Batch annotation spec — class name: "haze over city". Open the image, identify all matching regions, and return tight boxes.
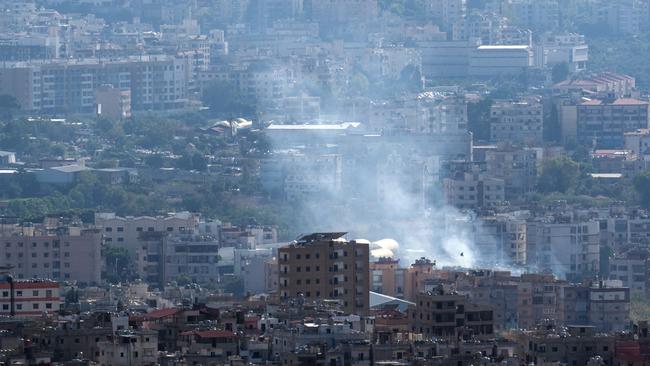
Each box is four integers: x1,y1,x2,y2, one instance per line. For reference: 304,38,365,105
1,0,650,365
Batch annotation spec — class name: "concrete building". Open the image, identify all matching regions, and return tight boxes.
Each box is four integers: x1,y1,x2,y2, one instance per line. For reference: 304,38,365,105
0,55,189,113
535,33,589,73
410,289,495,340
589,280,631,332
278,233,370,315
577,98,650,148
625,128,650,157
442,171,505,210
490,97,543,144
0,228,102,285
281,94,320,122
370,257,406,299
0,280,62,317
95,84,131,120
510,325,615,365
468,45,533,77
34,164,91,185
553,72,636,98
137,233,221,287
178,330,239,365
96,330,158,366
485,146,538,201
260,151,342,201
608,249,649,297
94,212,199,256
526,218,600,282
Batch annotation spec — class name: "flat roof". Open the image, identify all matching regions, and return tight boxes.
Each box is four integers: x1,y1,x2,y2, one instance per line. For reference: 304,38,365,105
476,45,530,50
267,122,360,130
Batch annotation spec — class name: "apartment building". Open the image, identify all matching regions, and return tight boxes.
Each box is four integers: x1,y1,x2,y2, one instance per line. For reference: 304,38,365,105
485,146,538,201
0,280,62,317
442,172,505,210
516,274,565,330
96,330,158,366
526,218,600,282
577,98,650,148
589,280,631,332
137,233,221,287
0,228,102,285
490,97,543,144
94,212,199,255
278,233,370,315
370,257,406,299
0,55,189,113
479,213,528,265
260,152,342,202
609,249,650,297
410,289,495,340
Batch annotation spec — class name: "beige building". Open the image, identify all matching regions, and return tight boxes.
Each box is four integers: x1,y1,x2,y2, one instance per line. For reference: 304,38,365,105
94,212,199,255
0,228,102,285
278,233,370,315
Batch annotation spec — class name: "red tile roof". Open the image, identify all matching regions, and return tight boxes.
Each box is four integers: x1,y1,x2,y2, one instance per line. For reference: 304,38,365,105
0,281,59,289
143,308,180,320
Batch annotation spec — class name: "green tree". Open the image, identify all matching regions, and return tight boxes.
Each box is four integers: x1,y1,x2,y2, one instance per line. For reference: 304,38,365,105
467,97,494,142
348,73,370,96
538,156,581,194
634,170,650,209
0,94,20,119
202,81,257,118
551,62,570,84
103,246,135,284
145,154,165,168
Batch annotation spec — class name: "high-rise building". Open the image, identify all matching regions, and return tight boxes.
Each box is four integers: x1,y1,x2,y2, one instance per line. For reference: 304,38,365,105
278,233,370,314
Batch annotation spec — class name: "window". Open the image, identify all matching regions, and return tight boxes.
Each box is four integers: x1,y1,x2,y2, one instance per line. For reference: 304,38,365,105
32,290,39,296
117,227,124,232
1,291,7,297
46,303,52,309
32,303,39,310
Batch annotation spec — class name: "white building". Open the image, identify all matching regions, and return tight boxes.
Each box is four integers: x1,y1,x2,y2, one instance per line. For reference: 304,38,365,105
469,45,533,77
535,33,588,73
